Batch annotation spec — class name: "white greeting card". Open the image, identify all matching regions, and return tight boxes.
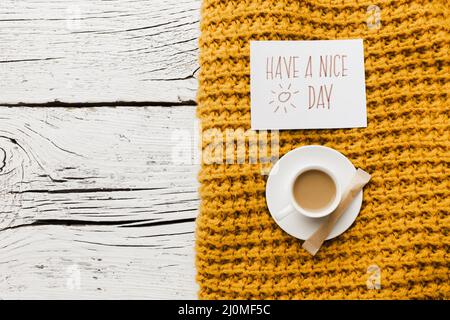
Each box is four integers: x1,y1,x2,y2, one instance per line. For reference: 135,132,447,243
250,40,367,130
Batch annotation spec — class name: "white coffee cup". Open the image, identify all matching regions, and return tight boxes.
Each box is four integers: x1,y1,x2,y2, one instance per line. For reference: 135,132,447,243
274,164,341,221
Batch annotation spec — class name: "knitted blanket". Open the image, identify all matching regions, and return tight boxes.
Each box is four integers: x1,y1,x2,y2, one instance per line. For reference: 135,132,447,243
196,0,449,299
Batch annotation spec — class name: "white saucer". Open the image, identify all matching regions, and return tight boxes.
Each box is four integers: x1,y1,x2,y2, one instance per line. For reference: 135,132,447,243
266,145,363,240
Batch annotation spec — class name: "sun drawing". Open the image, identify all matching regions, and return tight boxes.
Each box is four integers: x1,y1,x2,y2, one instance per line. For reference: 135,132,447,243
269,83,299,113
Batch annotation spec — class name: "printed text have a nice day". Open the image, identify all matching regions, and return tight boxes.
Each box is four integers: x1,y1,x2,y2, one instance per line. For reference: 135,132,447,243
266,55,348,109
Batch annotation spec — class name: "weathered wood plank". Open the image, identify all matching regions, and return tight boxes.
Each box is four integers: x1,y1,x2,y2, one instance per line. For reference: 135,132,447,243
0,106,200,228
0,0,200,104
0,106,200,298
0,223,197,299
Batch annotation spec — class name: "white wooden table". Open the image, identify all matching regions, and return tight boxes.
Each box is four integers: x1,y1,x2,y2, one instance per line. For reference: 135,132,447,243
0,0,200,299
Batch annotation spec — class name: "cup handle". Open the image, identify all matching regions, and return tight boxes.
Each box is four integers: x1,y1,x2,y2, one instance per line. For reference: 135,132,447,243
274,203,294,221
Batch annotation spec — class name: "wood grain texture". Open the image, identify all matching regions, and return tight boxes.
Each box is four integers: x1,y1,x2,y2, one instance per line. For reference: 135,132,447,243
0,106,200,299
0,223,197,299
0,0,200,104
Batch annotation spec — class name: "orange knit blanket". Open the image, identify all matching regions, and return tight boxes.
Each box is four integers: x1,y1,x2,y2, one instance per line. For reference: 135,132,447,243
196,0,449,299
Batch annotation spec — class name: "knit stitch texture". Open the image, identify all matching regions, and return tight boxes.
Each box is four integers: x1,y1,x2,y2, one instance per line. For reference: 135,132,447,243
196,0,449,299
